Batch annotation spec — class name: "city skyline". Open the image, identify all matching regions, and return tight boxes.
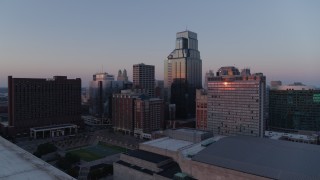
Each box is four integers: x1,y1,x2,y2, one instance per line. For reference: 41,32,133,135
1,1,320,87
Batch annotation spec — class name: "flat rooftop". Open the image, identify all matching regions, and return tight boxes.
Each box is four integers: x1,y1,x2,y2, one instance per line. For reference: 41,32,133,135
265,131,318,141
0,136,75,180
173,128,207,135
125,149,171,164
181,135,226,158
31,124,77,131
142,137,194,152
193,136,320,180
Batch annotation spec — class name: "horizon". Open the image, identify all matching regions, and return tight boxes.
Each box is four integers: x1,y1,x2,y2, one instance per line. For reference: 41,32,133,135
1,1,320,87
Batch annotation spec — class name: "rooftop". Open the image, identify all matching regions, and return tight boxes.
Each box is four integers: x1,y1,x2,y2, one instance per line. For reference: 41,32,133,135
30,124,77,131
265,131,318,141
173,128,207,135
142,137,193,152
125,149,171,164
192,136,320,180
0,136,75,180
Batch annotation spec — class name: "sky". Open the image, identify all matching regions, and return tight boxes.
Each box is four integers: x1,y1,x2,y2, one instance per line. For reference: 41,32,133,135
0,0,319,87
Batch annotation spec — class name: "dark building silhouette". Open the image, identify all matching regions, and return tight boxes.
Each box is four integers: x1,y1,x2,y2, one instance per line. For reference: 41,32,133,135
7,76,82,137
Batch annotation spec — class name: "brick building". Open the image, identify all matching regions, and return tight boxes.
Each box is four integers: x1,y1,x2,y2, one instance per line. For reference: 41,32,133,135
6,76,82,137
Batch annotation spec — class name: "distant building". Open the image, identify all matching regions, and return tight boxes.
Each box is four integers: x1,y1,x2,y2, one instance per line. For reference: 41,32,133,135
133,63,155,97
6,76,82,137
154,80,164,99
269,83,320,132
270,80,282,88
112,90,140,134
207,67,267,137
164,30,202,119
134,97,164,139
117,69,129,82
204,70,214,90
196,89,208,131
89,72,124,117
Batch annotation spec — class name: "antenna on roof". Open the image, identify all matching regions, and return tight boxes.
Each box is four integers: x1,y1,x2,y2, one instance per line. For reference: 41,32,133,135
186,25,188,31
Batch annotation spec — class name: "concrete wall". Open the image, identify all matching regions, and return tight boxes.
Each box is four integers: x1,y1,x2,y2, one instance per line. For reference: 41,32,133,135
120,154,161,172
176,156,271,180
139,143,179,162
113,162,153,180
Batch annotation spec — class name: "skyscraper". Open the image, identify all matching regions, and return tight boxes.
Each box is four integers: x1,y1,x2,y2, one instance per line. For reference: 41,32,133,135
207,67,266,137
89,72,123,117
133,63,155,97
164,30,202,118
117,69,129,82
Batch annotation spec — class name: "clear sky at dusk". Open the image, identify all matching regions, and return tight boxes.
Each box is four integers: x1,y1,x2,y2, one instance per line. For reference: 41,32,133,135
0,0,319,87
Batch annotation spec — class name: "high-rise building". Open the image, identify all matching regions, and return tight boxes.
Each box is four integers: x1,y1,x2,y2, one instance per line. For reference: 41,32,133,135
112,90,140,134
89,72,124,117
204,70,214,90
155,80,164,99
133,63,155,97
7,76,82,137
196,89,208,131
207,67,266,137
269,83,320,132
117,69,129,82
164,30,202,118
134,97,163,138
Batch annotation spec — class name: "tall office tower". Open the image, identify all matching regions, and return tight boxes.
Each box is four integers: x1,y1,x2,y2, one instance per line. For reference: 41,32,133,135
204,70,215,90
164,30,202,118
196,89,208,131
7,76,82,137
133,63,155,97
89,72,123,117
117,69,129,82
207,67,266,137
269,83,320,132
134,97,163,138
112,90,140,134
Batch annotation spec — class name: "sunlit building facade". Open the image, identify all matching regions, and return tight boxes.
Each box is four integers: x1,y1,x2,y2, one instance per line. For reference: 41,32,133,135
207,67,266,137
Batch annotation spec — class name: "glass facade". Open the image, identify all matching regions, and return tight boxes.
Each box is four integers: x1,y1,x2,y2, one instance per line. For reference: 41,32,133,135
269,90,320,132
164,31,202,118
